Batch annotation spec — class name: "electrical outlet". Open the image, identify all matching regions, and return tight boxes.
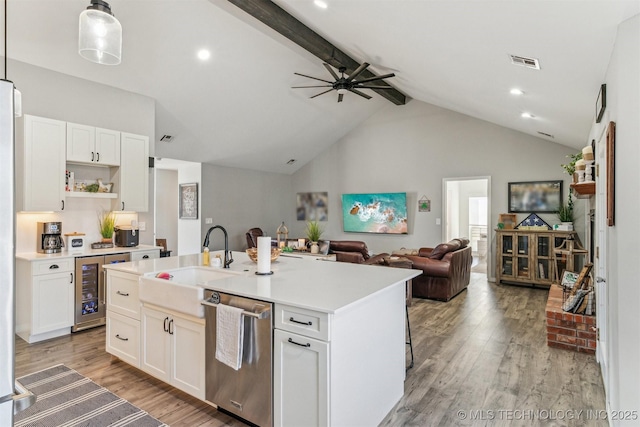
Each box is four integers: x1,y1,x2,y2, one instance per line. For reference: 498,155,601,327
205,218,213,224
138,222,146,231
436,218,441,225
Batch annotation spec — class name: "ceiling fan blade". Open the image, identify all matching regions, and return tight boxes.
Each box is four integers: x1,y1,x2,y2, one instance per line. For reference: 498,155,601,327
292,85,333,88
294,72,334,84
310,88,335,99
323,63,340,80
338,93,344,103
349,88,372,100
353,85,394,89
353,73,396,84
346,62,370,82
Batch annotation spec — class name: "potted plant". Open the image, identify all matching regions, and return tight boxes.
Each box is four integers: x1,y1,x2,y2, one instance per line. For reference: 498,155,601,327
98,210,116,243
561,152,583,183
305,220,323,254
556,191,574,230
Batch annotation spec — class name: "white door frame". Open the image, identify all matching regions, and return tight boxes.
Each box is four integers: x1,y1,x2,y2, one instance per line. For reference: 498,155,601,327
442,176,492,274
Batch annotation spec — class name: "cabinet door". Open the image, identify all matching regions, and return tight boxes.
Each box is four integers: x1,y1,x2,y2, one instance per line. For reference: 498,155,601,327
95,128,120,166
20,115,66,211
515,234,531,279
106,311,140,367
498,233,515,279
535,235,552,283
140,306,171,381
116,132,149,212
273,329,328,427
107,270,140,319
130,249,160,261
32,271,74,334
66,122,95,164
171,316,205,399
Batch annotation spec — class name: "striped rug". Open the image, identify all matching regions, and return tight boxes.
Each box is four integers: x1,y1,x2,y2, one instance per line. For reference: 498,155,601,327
15,365,167,427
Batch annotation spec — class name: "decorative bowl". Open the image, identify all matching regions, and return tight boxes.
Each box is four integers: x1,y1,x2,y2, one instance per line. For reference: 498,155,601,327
246,247,281,262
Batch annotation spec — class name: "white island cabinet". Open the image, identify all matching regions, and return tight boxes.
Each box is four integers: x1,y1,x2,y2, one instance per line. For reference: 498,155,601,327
103,252,419,426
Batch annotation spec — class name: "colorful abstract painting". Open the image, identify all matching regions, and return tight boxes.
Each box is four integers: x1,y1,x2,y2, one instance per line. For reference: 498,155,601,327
341,193,408,234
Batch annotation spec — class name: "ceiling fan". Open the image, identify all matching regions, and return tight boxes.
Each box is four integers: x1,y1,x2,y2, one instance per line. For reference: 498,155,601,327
292,62,395,102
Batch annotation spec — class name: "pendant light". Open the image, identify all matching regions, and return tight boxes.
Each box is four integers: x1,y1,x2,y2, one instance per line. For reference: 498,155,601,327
78,0,122,65
3,0,21,116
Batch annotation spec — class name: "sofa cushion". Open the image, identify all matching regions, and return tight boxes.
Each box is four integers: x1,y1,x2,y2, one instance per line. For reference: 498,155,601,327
428,240,462,260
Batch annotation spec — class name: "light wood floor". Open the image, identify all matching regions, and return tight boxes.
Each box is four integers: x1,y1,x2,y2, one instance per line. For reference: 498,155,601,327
16,273,606,426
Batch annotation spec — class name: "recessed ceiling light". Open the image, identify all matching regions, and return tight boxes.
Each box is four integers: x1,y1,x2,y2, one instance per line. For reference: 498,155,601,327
521,112,534,119
510,88,524,95
314,0,328,9
197,49,211,61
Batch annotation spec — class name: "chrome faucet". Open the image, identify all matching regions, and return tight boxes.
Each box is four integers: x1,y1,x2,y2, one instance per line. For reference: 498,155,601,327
203,225,233,268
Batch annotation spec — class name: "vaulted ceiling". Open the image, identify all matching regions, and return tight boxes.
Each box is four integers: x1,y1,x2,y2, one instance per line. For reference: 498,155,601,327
4,0,639,173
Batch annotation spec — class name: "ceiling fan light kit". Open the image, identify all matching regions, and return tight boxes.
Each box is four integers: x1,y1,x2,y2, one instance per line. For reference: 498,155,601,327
78,0,122,65
293,62,395,102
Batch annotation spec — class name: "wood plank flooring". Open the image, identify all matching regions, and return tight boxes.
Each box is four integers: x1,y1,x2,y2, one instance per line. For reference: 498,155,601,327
15,272,606,426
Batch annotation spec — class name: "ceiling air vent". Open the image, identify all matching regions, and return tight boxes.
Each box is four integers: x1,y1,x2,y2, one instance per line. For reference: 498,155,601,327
160,134,174,143
537,131,554,139
509,54,541,70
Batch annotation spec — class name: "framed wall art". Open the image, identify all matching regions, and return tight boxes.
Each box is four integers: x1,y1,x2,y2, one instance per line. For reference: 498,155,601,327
596,84,606,124
341,192,408,234
297,192,328,221
607,121,615,226
508,180,563,213
179,183,198,219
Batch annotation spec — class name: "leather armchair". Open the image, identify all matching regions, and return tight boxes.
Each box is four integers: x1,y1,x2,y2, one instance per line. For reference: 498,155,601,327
245,228,263,248
329,240,388,265
402,238,472,301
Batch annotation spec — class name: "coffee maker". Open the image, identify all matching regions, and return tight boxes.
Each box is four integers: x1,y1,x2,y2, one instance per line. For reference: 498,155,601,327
37,221,64,253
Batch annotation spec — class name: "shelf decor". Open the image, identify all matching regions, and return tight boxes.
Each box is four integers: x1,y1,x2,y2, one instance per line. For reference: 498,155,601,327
179,183,198,219
516,213,551,230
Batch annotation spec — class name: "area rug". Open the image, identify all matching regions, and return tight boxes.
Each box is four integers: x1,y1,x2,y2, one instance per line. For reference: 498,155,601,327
15,365,167,427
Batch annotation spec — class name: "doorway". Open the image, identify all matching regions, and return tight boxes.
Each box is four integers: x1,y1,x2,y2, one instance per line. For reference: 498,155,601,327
443,177,490,275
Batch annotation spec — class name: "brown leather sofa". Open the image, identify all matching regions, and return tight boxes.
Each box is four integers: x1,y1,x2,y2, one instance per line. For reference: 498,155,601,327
329,240,388,265
402,238,472,301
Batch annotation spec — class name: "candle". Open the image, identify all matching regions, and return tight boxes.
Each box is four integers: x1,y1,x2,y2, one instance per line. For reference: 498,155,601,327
298,238,306,249
257,236,272,274
279,241,285,249
575,159,586,170
582,145,594,161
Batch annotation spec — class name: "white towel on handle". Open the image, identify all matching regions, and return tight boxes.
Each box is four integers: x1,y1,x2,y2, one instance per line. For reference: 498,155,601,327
216,304,245,370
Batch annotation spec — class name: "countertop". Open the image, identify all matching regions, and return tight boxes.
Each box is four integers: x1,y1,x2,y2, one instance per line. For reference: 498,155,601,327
16,244,163,261
104,251,420,314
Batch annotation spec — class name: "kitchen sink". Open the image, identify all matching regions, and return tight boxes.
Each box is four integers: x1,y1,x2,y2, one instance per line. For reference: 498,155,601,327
139,267,241,318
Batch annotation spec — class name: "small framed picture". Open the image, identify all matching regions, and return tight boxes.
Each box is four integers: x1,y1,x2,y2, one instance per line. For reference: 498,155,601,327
596,84,606,124
179,183,198,219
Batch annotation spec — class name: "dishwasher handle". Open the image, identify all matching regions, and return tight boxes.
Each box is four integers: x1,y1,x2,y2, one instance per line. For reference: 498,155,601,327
201,299,270,319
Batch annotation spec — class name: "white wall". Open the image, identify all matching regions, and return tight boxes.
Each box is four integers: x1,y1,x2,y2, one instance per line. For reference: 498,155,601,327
292,100,578,278
155,169,178,254
598,14,640,425
12,60,156,251
200,164,292,252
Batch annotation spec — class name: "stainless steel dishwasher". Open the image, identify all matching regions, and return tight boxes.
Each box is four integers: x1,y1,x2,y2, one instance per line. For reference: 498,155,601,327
202,290,273,427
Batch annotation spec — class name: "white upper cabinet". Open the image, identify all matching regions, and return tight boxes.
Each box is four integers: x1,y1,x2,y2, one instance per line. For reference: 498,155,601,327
115,132,149,212
67,122,120,166
17,115,66,212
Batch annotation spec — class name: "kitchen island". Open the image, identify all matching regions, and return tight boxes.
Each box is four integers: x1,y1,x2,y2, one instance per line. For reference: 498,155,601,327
104,251,419,426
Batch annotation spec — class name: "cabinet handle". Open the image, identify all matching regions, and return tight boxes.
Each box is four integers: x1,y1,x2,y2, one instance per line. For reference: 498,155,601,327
115,334,129,341
96,152,100,162
91,151,94,162
116,290,129,297
61,200,64,211
70,272,73,283
142,255,149,259
169,319,174,335
289,317,312,326
121,202,125,211
287,337,310,348
164,317,169,332
49,264,59,269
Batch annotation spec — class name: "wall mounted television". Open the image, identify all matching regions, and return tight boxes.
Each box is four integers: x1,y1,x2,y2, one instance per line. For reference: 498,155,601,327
341,192,408,234
508,180,563,213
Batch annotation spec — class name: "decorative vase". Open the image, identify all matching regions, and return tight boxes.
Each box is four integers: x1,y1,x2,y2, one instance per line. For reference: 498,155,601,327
310,242,319,254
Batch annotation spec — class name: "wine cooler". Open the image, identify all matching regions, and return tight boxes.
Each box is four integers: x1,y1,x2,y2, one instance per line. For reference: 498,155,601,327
73,253,130,332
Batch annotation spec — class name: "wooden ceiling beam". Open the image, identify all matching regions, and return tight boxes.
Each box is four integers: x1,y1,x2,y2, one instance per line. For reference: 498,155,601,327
225,0,407,105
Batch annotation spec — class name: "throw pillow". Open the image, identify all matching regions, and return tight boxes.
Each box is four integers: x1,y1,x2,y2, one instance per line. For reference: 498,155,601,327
392,247,419,256
429,243,454,260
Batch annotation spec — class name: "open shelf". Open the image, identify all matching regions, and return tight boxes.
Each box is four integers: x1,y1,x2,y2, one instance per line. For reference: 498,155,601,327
66,192,117,199
570,181,595,198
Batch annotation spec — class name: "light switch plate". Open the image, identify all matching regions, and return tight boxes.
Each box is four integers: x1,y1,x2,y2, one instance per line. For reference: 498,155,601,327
205,218,213,224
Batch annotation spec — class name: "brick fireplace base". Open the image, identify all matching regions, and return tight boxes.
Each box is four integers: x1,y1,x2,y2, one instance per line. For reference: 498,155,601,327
545,284,596,354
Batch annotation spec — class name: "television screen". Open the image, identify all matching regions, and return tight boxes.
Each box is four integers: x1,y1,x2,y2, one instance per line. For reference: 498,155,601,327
508,181,563,213
341,192,408,234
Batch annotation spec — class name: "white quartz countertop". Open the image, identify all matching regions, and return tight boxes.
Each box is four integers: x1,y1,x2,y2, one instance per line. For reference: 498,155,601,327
105,251,420,314
16,244,163,261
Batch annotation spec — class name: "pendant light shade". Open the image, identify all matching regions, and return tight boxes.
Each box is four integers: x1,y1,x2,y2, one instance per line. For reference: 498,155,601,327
78,0,122,65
